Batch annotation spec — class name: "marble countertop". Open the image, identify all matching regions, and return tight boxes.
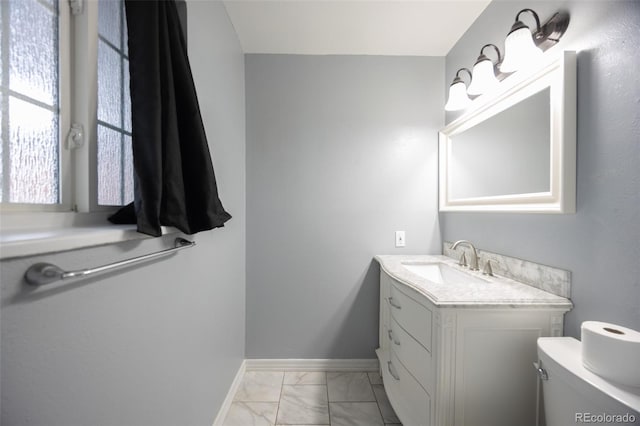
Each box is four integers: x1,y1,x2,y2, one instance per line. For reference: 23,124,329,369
375,255,573,309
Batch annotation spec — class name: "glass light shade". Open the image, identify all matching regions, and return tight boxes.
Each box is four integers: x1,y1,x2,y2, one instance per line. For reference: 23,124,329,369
467,59,500,96
499,26,543,73
444,81,471,111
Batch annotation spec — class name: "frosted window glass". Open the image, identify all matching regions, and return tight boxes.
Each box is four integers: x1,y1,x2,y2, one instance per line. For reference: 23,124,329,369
0,6,3,85
1,5,2,202
123,13,128,56
8,97,59,204
0,107,3,203
98,125,122,206
97,0,132,206
97,40,122,127
123,135,134,204
1,0,60,205
124,58,131,132
9,0,57,106
98,0,121,48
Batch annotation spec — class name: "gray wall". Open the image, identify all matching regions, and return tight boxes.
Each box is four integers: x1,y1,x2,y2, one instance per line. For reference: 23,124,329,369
245,55,443,358
443,1,640,337
0,2,246,425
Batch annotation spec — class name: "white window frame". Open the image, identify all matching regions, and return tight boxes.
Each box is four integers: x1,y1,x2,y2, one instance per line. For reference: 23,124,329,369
73,0,103,213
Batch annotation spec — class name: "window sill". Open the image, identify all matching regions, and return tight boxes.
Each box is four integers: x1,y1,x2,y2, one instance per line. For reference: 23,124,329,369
0,212,180,260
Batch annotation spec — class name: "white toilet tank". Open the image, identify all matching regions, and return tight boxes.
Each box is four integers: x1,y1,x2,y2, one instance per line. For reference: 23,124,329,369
537,337,640,426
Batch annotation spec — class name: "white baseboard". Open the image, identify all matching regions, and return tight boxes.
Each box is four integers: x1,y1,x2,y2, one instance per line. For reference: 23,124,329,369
245,358,379,372
212,359,246,426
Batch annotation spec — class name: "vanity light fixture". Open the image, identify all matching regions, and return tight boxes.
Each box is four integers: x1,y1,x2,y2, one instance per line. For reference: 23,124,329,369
500,8,570,73
444,68,472,112
443,8,568,112
467,44,502,96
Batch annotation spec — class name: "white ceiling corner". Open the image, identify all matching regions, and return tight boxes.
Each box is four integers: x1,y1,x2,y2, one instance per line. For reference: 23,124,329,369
222,0,492,56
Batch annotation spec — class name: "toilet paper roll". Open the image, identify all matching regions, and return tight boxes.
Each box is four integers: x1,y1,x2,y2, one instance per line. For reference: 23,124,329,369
581,321,640,387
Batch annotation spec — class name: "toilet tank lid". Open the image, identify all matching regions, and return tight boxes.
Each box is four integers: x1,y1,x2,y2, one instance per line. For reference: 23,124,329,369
538,337,640,413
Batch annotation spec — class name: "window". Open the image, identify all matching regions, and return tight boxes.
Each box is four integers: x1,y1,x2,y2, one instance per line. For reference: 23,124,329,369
0,0,133,211
97,0,133,206
0,0,62,205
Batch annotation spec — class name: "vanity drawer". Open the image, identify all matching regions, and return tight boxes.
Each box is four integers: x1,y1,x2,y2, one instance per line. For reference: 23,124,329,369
385,350,431,426
389,316,434,394
389,283,432,352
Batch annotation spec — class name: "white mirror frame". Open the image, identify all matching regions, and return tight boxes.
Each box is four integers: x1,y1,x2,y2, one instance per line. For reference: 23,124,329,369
439,51,576,213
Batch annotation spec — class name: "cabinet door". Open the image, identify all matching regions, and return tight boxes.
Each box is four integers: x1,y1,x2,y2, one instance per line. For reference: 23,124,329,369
453,311,553,426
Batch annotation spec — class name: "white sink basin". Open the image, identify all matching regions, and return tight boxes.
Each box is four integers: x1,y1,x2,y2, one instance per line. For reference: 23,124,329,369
401,262,488,285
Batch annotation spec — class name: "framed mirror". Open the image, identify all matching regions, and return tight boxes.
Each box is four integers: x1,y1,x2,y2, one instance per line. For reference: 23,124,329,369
439,51,576,213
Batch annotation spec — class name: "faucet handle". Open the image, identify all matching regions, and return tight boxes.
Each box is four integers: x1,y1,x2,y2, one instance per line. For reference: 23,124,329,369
458,252,467,267
482,260,494,277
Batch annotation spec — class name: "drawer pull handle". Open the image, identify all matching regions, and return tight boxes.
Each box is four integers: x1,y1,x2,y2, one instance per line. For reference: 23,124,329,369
387,361,400,381
389,297,402,309
388,329,400,346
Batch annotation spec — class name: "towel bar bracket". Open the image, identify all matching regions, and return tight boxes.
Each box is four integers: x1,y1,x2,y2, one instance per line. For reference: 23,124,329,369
24,237,196,286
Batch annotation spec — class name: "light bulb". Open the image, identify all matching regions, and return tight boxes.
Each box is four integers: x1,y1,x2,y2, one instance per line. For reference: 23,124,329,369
444,81,471,111
467,59,500,96
500,26,543,73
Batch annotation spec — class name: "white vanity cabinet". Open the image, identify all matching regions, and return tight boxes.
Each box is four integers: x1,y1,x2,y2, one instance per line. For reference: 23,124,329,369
379,270,434,425
376,262,572,426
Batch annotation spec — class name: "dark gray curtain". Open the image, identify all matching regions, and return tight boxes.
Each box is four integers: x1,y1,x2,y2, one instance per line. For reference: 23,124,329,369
109,0,231,236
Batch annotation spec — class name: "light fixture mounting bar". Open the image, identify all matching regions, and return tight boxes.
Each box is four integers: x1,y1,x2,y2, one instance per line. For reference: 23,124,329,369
535,11,570,50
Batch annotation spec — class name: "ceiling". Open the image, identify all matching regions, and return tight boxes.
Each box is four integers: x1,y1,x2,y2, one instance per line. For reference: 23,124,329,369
222,0,491,56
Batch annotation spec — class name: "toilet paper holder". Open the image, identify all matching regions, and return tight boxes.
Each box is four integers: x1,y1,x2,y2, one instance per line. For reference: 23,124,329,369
533,361,548,381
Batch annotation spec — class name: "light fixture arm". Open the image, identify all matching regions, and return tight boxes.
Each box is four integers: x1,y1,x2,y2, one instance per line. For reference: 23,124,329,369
477,43,502,66
452,68,473,85
515,9,542,33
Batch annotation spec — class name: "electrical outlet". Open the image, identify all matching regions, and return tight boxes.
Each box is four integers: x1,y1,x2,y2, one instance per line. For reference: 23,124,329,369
395,231,406,248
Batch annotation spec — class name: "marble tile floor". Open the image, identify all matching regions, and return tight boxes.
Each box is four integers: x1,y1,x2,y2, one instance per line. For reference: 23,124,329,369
223,371,402,426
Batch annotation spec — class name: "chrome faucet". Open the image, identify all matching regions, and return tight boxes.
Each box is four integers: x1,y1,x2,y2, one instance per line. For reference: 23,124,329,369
451,240,479,271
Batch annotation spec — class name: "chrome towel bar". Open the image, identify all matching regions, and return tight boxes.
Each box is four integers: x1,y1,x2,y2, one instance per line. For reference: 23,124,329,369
24,237,196,286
